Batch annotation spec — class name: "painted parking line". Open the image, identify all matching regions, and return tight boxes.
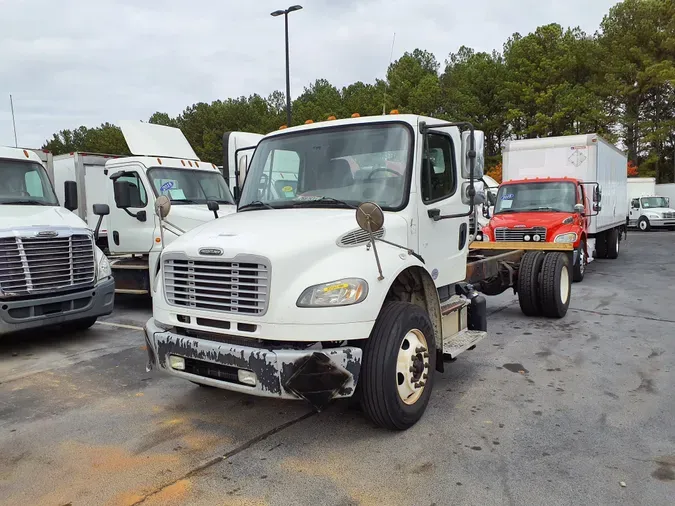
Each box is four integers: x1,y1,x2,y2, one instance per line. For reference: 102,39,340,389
95,321,145,331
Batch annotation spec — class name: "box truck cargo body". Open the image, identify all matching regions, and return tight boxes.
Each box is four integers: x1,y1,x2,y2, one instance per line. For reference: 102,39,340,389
502,134,628,235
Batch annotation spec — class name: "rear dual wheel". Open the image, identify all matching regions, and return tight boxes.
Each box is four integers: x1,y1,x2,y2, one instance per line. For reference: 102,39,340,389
517,251,571,318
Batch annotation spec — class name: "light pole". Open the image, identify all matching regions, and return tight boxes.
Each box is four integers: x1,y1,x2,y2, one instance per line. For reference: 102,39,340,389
271,5,302,127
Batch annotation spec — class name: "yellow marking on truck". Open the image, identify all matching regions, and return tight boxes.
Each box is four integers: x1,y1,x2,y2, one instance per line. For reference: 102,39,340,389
323,283,349,292
469,241,574,251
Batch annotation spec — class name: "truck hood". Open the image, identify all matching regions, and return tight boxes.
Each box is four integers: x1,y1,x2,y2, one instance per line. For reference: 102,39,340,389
641,207,675,214
163,208,409,260
489,211,575,229
163,203,237,232
0,205,89,231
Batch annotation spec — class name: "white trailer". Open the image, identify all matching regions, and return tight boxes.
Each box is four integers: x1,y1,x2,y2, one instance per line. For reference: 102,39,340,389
502,134,628,252
628,178,675,230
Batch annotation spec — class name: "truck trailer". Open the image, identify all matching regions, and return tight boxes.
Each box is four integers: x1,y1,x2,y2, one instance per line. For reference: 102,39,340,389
143,113,575,430
480,134,627,283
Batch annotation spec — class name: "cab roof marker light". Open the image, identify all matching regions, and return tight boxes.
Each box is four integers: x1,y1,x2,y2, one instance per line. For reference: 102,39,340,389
23,149,29,158
305,119,314,124
351,113,360,118
181,159,185,166
195,161,199,167
279,125,288,130
390,109,399,114
157,158,162,165
188,160,193,167
327,115,337,120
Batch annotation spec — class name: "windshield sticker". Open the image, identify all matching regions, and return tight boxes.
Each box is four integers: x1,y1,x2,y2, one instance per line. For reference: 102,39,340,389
282,185,293,193
502,193,514,200
168,189,186,200
501,200,513,209
160,181,174,192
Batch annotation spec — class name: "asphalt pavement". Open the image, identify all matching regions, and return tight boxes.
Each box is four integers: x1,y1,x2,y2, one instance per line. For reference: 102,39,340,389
1,231,673,506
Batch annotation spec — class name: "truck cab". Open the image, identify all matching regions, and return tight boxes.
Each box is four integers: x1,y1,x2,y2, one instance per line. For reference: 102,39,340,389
480,177,597,282
97,121,237,295
0,146,114,335
629,195,675,231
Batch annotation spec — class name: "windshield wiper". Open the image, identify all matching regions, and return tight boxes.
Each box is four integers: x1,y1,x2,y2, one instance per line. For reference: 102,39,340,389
4,199,51,206
290,196,356,209
238,200,275,212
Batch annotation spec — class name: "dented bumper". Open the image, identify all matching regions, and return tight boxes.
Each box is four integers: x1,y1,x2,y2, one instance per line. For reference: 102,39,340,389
144,318,362,409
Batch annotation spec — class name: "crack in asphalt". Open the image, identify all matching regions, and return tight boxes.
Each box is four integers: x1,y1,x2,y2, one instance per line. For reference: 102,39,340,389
569,307,675,324
131,410,316,505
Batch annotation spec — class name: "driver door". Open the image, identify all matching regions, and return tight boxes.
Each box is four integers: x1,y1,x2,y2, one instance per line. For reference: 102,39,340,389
107,170,156,254
629,198,640,225
416,128,468,287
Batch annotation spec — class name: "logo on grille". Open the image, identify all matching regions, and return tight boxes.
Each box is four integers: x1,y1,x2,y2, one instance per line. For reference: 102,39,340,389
514,225,526,228
36,230,58,237
199,247,223,256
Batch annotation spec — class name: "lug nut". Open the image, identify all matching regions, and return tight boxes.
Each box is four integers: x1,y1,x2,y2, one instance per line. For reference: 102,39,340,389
415,346,427,353
423,352,429,358
423,373,428,379
409,366,415,373
424,363,429,369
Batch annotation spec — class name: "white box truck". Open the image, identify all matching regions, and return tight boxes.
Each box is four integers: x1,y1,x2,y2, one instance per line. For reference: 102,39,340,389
52,122,238,295
628,178,675,230
0,146,114,335
144,113,578,430
482,134,627,280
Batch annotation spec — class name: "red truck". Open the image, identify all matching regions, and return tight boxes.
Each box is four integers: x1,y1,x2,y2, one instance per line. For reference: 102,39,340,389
477,134,628,286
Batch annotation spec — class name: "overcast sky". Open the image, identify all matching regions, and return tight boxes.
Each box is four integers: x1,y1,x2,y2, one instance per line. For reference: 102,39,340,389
1,0,620,148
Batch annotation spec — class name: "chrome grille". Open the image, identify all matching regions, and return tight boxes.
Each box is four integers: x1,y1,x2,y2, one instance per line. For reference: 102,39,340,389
0,234,95,296
164,258,269,315
495,227,547,242
338,228,385,247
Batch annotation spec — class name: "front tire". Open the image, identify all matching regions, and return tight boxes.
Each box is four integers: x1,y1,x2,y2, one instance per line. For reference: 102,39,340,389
518,251,545,316
638,217,650,232
573,240,586,282
539,252,571,318
360,301,436,430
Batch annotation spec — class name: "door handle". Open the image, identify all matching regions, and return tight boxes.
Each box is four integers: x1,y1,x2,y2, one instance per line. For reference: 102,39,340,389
427,208,440,221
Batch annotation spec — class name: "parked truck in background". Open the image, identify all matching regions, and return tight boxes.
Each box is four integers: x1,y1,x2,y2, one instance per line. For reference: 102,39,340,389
222,131,263,199
480,134,627,283
0,146,114,335
53,121,237,296
144,113,576,430
628,177,675,231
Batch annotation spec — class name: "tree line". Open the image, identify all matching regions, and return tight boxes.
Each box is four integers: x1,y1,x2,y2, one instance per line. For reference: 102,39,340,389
43,0,675,182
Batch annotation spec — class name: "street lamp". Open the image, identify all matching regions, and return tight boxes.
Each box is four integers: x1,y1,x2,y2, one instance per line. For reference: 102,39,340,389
271,5,303,127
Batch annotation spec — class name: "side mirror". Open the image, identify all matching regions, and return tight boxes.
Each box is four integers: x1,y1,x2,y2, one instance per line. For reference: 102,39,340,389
574,203,585,214
64,181,78,211
235,154,249,200
461,130,485,180
92,204,109,242
155,195,171,219
113,180,132,209
461,181,485,206
594,186,602,203
207,200,220,219
593,203,602,212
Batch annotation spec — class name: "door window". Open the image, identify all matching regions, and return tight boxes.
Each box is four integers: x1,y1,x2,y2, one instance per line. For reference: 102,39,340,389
421,133,456,203
116,173,147,208
631,198,640,209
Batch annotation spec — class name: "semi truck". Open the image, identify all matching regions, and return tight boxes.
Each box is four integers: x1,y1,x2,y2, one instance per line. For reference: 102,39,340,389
480,134,627,283
52,121,237,295
143,113,576,430
628,177,675,231
0,146,114,335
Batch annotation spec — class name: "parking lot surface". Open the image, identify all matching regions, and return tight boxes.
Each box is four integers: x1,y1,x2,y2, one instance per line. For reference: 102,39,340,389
1,232,673,506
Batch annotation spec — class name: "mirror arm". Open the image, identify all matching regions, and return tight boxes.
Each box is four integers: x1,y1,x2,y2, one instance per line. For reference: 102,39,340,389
93,215,104,242
121,207,146,221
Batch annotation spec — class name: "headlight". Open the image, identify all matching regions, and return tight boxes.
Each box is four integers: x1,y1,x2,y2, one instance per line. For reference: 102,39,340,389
482,234,490,242
297,278,368,307
554,232,577,243
98,254,112,279
646,212,660,219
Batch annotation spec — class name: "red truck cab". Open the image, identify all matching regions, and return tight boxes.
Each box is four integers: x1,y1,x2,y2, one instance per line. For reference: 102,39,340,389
479,177,591,282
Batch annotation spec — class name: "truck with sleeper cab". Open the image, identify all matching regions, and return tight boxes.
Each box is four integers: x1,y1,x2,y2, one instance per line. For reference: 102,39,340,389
143,113,575,430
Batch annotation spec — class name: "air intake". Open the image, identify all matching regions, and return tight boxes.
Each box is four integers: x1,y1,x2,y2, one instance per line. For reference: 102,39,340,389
337,228,385,247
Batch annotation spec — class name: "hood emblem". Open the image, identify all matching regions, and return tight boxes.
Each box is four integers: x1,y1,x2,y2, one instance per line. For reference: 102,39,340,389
199,247,223,256
36,230,58,237
513,225,526,228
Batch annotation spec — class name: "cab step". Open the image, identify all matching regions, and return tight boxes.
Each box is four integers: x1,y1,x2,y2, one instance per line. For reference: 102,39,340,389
442,329,487,359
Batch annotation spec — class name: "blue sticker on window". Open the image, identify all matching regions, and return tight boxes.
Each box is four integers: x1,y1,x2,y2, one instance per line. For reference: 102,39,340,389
501,193,514,200
160,181,174,192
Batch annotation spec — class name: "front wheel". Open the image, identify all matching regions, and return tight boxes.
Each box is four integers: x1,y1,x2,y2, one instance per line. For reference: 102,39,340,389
573,240,586,282
539,252,571,318
638,217,651,232
360,301,436,430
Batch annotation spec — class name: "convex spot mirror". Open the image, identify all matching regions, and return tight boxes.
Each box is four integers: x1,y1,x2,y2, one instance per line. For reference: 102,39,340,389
356,202,384,233
593,186,602,203
155,195,171,219
461,130,485,179
461,181,486,206
574,203,585,214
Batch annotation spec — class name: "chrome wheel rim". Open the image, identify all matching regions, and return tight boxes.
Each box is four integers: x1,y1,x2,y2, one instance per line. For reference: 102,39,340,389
396,329,429,405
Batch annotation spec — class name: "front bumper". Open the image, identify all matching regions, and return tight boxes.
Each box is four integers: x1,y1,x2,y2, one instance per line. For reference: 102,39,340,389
0,277,115,336
144,318,363,409
647,218,675,228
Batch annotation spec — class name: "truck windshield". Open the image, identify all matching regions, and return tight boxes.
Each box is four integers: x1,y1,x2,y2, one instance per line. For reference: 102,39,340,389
238,123,412,211
0,159,58,206
641,197,669,209
495,182,577,214
147,168,235,205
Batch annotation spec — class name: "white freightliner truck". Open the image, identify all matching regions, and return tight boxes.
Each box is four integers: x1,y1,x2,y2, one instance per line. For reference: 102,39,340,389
627,177,675,231
53,121,237,295
0,146,114,335
144,114,575,429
